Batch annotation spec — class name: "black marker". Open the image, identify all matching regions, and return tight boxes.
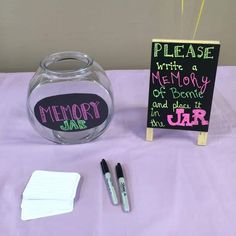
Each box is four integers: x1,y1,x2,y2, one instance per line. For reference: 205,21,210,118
116,163,130,212
100,159,118,205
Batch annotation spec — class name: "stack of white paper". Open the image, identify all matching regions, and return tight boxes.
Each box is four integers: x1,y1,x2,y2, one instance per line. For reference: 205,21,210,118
21,170,81,220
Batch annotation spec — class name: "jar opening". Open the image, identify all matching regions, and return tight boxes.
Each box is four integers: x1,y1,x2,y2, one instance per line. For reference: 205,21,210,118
40,51,93,75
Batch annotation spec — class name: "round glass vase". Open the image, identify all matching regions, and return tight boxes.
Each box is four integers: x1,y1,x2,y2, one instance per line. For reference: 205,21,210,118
27,51,113,144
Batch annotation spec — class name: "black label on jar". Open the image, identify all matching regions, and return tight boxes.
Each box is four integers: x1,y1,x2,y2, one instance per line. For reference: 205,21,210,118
34,93,109,132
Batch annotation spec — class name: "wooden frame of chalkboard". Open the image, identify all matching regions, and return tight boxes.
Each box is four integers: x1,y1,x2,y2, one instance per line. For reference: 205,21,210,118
146,39,220,145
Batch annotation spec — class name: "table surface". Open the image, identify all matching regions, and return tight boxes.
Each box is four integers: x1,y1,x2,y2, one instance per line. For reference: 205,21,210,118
0,67,236,236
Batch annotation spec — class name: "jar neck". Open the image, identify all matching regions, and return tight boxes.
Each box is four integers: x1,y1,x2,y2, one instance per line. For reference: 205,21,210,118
40,51,93,77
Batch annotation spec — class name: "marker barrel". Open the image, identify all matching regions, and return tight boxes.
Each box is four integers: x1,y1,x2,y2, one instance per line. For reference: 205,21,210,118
118,177,130,212
104,172,118,205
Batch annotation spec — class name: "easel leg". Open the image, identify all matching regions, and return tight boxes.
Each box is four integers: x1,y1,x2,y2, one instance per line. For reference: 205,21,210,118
197,132,208,146
146,128,153,141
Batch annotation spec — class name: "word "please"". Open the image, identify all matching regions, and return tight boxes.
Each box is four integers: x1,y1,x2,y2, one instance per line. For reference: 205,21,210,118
154,43,215,59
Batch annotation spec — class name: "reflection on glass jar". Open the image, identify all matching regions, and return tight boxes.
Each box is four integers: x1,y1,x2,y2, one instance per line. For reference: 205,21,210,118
27,51,113,144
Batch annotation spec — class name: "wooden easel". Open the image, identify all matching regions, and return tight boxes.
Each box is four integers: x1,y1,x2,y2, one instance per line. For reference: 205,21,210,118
197,132,208,145
146,128,153,142
146,128,208,145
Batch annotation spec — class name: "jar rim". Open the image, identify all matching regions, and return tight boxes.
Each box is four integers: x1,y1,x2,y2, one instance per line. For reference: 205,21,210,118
40,51,94,76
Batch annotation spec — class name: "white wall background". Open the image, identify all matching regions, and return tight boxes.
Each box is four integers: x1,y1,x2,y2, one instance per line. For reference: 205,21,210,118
0,0,235,72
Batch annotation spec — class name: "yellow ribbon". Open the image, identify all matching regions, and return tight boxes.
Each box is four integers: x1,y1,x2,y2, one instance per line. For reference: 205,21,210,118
180,0,205,39
181,0,184,15
192,0,205,39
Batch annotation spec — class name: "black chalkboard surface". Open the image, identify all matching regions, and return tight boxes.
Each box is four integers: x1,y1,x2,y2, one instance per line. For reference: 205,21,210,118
147,39,220,134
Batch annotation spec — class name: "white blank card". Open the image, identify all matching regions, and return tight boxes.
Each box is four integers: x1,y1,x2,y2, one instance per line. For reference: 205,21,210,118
21,170,81,220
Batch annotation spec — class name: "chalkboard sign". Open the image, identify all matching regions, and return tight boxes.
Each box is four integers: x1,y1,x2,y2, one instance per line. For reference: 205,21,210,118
34,93,109,132
147,39,220,139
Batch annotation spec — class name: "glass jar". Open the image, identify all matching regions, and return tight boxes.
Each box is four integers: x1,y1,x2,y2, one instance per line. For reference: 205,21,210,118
27,51,113,144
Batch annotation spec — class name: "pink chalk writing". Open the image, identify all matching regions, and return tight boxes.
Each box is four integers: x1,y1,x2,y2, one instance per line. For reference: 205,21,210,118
167,108,208,127
39,101,100,123
152,71,210,93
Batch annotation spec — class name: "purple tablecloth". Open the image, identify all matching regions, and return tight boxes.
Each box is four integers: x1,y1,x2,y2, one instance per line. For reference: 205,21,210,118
0,68,236,236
